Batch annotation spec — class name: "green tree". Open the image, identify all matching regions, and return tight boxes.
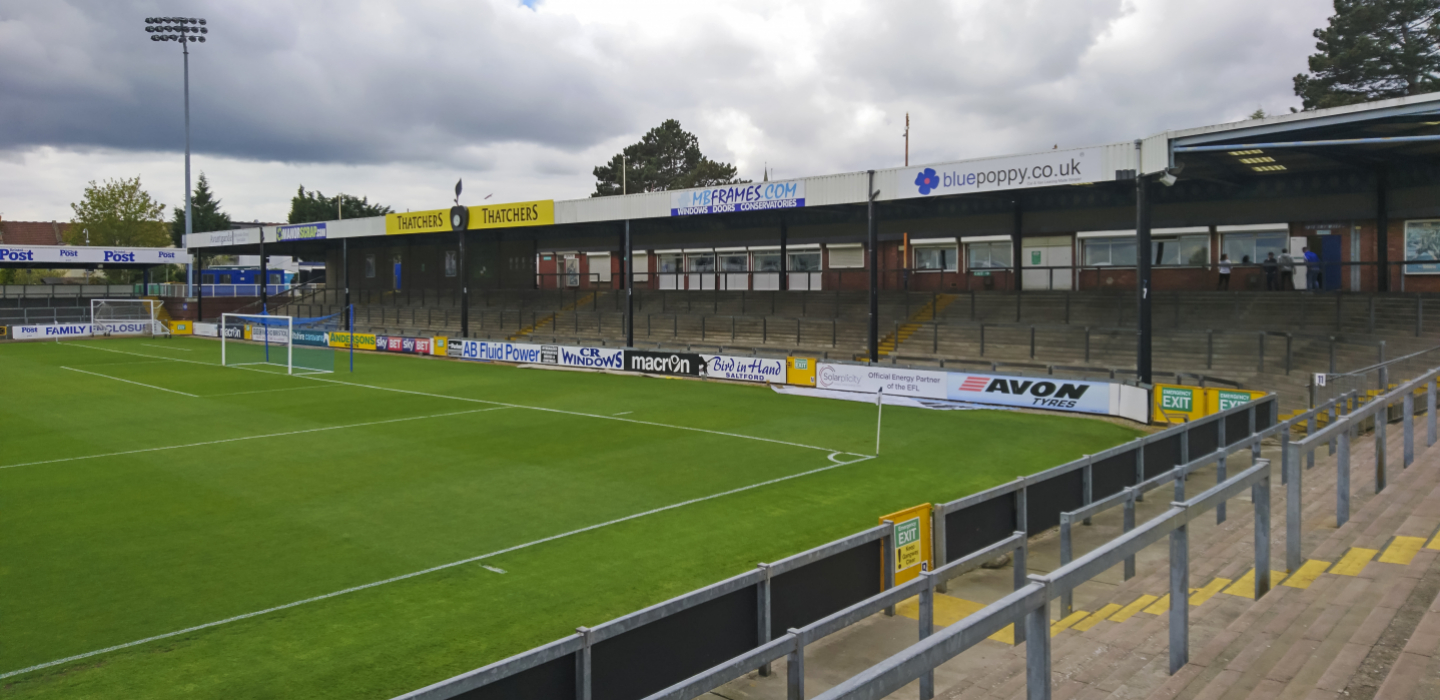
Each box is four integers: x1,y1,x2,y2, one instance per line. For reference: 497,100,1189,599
1294,0,1440,110
169,173,232,246
288,186,392,223
67,175,170,248
591,119,748,197
1249,108,1269,119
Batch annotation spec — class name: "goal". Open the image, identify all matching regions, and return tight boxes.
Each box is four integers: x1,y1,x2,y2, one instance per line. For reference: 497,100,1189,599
91,299,168,337
221,313,336,375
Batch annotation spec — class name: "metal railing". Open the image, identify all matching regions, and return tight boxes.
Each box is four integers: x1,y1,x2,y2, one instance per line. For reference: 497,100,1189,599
814,369,1437,700
0,284,138,299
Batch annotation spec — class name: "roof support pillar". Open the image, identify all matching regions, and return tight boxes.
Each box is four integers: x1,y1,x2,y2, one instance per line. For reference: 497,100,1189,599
867,170,879,363
342,238,350,322
1377,166,1390,293
1012,199,1023,292
624,220,633,348
459,229,469,338
779,220,788,291
259,226,268,314
1136,140,1153,385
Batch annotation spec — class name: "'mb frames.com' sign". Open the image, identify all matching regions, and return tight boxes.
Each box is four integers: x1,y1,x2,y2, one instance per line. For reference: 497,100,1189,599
670,180,805,216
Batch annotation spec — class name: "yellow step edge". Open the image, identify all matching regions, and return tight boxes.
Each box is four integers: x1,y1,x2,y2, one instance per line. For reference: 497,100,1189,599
1428,533,1440,551
1051,610,1089,637
1378,536,1428,565
1189,577,1232,606
1222,569,1289,598
1074,604,1123,632
1281,560,1331,589
1143,594,1171,615
1110,594,1158,623
1331,547,1379,576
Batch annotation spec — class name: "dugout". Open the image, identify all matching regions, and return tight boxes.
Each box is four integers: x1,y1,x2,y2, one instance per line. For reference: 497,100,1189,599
185,91,1440,383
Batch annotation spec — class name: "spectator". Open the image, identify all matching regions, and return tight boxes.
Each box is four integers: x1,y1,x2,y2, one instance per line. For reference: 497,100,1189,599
1279,250,1296,290
1304,246,1321,289
1217,253,1232,290
1262,252,1279,290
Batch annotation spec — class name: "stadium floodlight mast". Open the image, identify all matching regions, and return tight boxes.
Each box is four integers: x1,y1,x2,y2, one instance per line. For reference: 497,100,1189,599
143,16,208,290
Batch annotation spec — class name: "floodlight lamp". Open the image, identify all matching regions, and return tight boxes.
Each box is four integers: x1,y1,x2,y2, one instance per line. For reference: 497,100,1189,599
1158,173,1177,187
199,18,206,25
189,18,197,23
198,36,205,42
200,28,207,34
151,35,160,41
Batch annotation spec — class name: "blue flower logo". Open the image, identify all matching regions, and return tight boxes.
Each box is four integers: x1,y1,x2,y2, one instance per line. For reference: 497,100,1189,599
914,168,939,195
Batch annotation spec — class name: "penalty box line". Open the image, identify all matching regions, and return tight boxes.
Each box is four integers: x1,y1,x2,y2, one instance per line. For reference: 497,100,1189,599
0,408,511,471
0,452,875,681
68,342,867,459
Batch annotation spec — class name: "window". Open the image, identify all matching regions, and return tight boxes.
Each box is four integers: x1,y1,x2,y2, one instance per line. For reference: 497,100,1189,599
914,246,957,271
588,253,611,283
219,273,232,284
445,250,458,277
202,273,215,284
754,253,782,272
788,252,821,271
720,253,748,272
687,255,715,273
1083,239,1136,266
827,245,864,268
365,254,376,278
1152,235,1210,266
1223,231,1286,265
658,253,682,273
967,241,1012,269
268,273,282,284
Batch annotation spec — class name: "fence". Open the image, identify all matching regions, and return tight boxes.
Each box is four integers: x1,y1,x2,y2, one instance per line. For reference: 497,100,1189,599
0,284,138,300
0,306,91,325
807,364,1437,700
1316,340,1440,407
140,283,301,298
390,394,1279,700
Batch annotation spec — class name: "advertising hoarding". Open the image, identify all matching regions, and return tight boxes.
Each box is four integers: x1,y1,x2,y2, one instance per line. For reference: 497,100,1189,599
624,350,706,377
0,245,189,265
946,372,1112,414
701,355,786,383
293,329,329,347
815,363,948,400
898,146,1101,200
275,222,326,242
670,181,805,216
386,200,555,235
328,332,377,351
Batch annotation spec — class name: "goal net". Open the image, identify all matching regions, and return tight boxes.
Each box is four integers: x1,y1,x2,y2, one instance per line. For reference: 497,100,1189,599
221,312,338,375
91,299,168,337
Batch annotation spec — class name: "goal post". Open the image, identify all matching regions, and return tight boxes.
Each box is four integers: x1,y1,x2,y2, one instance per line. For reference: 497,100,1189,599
90,299,167,337
220,312,340,375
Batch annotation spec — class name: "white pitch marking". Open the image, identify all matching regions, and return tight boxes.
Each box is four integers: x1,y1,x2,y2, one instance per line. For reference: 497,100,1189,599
206,385,337,398
0,408,511,471
68,343,862,457
60,366,200,398
141,344,191,351
481,565,507,574
613,411,633,416
0,453,875,680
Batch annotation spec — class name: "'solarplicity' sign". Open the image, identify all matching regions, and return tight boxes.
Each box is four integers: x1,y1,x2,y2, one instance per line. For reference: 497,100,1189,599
814,363,948,400
670,180,805,216
899,146,1101,199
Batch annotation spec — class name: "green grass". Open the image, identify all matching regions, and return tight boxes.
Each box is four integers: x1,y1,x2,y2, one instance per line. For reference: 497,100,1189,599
0,337,1141,699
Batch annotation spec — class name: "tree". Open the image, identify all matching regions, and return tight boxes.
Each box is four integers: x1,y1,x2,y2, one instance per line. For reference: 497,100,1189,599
169,173,232,246
67,175,170,248
1249,108,1269,119
288,186,392,223
1293,0,1440,110
591,119,748,197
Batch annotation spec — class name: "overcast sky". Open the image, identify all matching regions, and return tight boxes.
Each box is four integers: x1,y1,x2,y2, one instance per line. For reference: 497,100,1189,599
0,0,1333,225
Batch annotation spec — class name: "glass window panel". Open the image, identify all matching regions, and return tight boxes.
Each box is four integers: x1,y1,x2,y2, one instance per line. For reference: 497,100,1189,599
687,255,715,272
754,254,781,272
1084,240,1110,266
721,254,748,272
658,254,682,273
915,247,943,270
1256,233,1286,261
788,252,821,271
989,242,1012,268
365,254,376,278
1181,236,1209,266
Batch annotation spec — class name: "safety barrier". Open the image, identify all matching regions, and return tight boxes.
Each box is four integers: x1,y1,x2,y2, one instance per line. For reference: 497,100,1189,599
811,367,1434,700
389,395,1279,700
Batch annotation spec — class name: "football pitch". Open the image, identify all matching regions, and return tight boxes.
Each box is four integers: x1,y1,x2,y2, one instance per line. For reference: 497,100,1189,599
0,337,1142,699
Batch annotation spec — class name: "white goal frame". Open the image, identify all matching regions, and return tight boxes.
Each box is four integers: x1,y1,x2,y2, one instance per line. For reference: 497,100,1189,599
90,298,167,337
221,313,294,375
